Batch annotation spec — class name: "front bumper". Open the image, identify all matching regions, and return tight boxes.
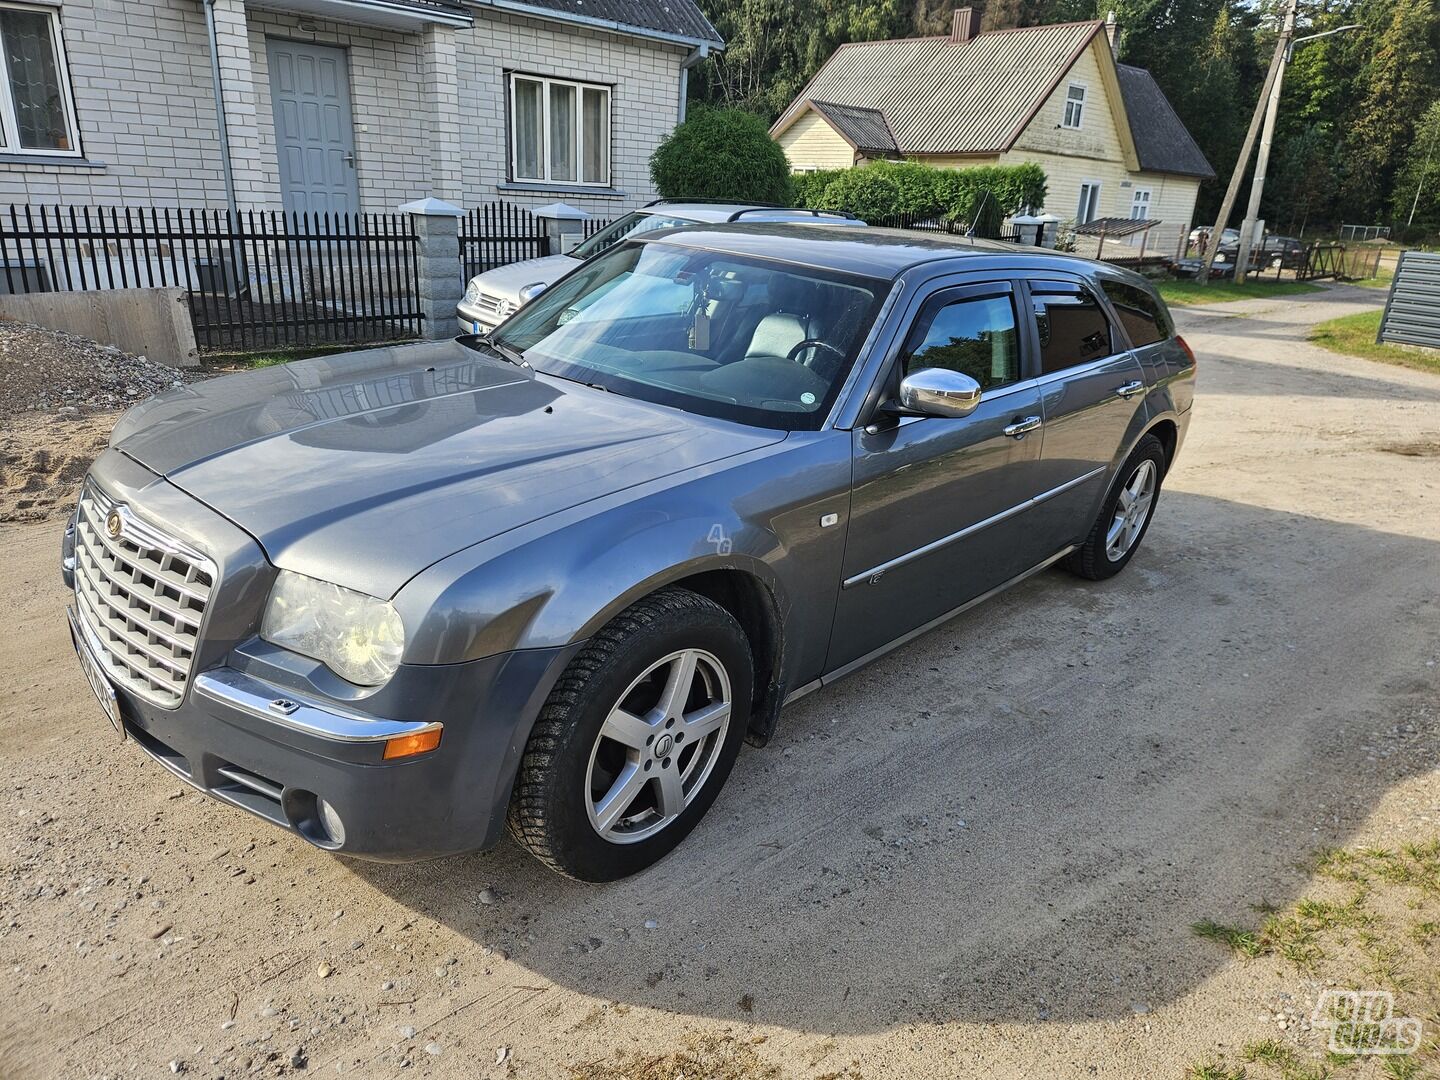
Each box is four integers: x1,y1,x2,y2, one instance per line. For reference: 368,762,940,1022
73,624,579,861
64,450,582,861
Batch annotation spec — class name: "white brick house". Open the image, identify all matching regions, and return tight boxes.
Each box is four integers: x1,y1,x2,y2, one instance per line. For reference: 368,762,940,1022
0,0,722,216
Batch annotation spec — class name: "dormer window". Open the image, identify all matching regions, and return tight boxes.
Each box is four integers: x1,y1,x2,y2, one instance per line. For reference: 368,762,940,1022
1063,84,1086,129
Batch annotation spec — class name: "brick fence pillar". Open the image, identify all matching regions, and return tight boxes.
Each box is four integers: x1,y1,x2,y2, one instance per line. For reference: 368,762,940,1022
532,201,590,255
400,197,464,340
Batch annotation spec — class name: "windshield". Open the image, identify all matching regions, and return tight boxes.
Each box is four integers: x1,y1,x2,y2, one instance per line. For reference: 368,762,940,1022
489,240,887,430
570,211,695,260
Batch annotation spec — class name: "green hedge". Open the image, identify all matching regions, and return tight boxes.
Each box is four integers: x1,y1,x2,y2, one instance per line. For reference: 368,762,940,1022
650,107,795,206
797,160,1047,228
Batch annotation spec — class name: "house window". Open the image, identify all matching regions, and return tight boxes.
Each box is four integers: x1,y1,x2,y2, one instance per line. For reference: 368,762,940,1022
510,73,610,186
1076,181,1101,224
1130,188,1152,220
1062,83,1086,129
0,3,80,156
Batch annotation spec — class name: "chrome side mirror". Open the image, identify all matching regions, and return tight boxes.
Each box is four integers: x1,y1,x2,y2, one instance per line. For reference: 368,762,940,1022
518,281,548,304
896,368,983,418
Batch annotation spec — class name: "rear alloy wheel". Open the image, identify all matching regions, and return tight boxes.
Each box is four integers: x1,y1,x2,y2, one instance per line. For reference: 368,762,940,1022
1066,433,1167,581
508,588,752,881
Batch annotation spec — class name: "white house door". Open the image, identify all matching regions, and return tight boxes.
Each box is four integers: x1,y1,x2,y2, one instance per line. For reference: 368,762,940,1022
266,40,360,218
1130,189,1152,220
1076,181,1101,224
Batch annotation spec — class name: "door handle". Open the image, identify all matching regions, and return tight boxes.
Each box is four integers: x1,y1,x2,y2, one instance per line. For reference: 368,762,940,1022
344,151,356,167
1116,380,1145,399
1003,415,1042,438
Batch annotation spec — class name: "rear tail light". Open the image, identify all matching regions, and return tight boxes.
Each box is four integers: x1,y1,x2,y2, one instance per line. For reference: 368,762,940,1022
1176,335,1196,367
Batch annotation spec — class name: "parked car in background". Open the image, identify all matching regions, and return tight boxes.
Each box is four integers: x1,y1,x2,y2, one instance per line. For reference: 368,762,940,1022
1188,226,1239,251
67,225,1193,882
1210,234,1306,272
457,201,863,334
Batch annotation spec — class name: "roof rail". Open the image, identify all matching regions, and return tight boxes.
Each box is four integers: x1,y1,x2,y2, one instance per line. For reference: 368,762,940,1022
644,197,786,209
726,207,859,221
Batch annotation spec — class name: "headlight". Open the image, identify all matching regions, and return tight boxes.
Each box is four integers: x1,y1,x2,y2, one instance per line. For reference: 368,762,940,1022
463,278,483,305
260,571,405,686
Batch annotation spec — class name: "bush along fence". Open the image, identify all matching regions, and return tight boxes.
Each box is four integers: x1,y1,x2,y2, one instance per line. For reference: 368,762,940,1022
0,204,423,352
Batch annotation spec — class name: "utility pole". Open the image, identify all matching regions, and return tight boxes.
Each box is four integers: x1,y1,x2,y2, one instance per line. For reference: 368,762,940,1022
1198,12,1290,285
1233,0,1297,284
1200,9,1360,285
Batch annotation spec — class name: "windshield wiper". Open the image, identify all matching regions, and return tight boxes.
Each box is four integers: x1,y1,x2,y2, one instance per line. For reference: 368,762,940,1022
478,334,530,369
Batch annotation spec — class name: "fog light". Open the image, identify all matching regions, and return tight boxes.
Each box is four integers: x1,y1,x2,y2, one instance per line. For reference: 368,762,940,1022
316,798,346,846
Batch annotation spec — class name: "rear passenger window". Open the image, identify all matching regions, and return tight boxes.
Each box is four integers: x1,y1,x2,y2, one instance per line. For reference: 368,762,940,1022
1101,279,1172,347
1031,285,1114,374
901,294,1019,390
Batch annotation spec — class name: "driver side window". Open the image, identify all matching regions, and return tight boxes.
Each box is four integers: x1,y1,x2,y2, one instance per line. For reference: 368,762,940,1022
900,293,1020,391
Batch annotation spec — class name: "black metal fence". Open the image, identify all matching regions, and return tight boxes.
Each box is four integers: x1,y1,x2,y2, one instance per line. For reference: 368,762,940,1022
460,202,549,279
581,215,615,239
0,205,422,351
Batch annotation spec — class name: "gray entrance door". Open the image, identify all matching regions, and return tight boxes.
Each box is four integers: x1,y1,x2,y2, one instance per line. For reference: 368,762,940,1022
266,40,360,217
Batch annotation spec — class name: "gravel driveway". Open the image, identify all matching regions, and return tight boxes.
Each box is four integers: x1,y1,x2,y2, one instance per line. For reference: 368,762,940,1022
2,285,1437,1079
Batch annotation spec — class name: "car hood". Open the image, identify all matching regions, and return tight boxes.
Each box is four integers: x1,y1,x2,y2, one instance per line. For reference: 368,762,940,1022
472,254,580,302
111,340,783,597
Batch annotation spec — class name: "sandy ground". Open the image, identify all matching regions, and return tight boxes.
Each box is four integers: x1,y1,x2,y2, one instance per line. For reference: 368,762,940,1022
2,285,1438,1080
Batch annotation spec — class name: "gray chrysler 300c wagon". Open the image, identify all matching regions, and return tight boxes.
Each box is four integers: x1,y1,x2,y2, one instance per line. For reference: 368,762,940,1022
63,225,1194,881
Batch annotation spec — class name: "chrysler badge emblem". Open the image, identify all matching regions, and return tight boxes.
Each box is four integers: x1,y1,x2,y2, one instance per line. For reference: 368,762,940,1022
105,510,123,540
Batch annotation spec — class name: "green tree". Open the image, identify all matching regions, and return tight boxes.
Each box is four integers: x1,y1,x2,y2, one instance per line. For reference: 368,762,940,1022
650,107,795,204
1343,0,1440,218
1391,99,1440,228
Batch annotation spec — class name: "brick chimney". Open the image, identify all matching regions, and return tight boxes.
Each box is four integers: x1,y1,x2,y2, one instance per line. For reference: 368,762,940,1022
1104,10,1118,47
950,6,979,44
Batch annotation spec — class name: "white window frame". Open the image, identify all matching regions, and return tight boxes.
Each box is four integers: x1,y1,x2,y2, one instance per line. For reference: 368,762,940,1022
1062,82,1086,130
1130,187,1152,220
1076,180,1101,225
508,72,611,187
0,1,81,157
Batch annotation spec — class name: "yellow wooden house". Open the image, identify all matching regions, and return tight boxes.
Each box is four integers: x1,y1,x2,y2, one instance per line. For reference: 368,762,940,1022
771,10,1214,237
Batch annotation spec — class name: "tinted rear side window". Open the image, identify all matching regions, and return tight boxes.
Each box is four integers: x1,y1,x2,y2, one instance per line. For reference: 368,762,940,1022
1101,279,1172,347
1031,285,1113,374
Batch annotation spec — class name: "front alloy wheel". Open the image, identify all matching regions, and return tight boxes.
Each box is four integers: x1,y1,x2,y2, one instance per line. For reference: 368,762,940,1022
586,648,732,843
508,588,752,881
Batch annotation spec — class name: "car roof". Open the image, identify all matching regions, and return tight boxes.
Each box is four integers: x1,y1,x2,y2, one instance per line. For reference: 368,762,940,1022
629,221,1116,281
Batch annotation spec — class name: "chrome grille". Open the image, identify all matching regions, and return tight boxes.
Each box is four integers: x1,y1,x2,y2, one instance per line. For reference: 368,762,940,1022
72,483,215,709
476,292,511,320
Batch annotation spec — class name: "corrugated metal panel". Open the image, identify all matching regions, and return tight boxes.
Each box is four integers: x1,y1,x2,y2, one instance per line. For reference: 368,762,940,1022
777,22,1098,155
1378,251,1440,350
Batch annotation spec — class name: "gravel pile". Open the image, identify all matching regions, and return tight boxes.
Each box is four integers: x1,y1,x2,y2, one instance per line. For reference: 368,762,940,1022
0,319,193,416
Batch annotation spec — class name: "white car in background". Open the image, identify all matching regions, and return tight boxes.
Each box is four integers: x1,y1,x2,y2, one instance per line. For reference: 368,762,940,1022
457,201,863,335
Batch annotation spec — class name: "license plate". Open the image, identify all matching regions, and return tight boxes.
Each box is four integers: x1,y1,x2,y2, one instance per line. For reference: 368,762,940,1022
69,609,124,741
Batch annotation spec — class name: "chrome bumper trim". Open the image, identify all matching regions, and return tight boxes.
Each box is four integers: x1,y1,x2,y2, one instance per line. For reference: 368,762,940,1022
193,669,442,744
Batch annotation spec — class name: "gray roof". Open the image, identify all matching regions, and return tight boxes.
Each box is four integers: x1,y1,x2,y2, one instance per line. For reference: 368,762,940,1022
498,0,722,45
809,101,899,154
1115,64,1214,179
773,21,1101,155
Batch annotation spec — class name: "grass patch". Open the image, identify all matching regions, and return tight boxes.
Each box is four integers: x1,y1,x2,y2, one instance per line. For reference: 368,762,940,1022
1309,310,1440,376
1192,918,1265,958
200,342,400,370
1157,279,1325,306
1352,266,1394,290
1187,1060,1247,1080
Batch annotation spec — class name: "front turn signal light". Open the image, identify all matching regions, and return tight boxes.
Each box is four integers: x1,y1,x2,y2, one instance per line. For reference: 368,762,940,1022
383,728,442,760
